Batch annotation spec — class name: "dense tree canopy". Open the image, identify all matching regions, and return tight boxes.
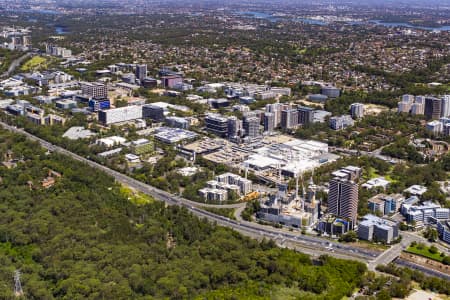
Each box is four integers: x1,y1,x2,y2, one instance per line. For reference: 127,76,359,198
0,129,370,299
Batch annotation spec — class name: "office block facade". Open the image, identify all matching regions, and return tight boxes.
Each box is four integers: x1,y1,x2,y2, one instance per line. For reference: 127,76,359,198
328,170,359,226
243,116,260,137
88,98,110,112
162,75,183,88
81,82,108,99
329,115,354,130
298,106,314,125
205,114,228,137
142,104,165,122
321,86,341,98
281,108,298,129
98,105,143,125
165,116,189,129
358,214,399,244
350,103,364,119
227,116,242,138
425,97,442,120
135,64,147,81
264,112,275,132
442,95,450,118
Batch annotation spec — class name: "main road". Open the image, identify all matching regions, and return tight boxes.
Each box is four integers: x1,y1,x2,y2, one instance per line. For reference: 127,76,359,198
0,121,381,263
367,231,417,271
0,52,33,78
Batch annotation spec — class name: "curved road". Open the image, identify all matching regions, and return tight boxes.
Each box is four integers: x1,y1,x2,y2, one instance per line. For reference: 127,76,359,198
0,52,33,78
0,121,381,263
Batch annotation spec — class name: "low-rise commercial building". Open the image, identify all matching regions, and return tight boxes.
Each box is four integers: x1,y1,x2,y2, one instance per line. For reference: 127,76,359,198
426,120,443,135
321,86,340,98
357,214,399,244
161,75,183,88
98,105,143,125
329,115,354,130
215,172,253,195
153,127,198,144
198,188,228,202
205,113,229,137
55,99,77,110
401,201,450,225
165,116,189,129
437,221,450,244
404,185,427,196
81,82,107,98
89,98,110,112
199,173,253,203
142,104,165,122
367,194,404,216
362,177,390,191
96,136,127,148
317,215,352,236
130,138,153,155
62,127,96,140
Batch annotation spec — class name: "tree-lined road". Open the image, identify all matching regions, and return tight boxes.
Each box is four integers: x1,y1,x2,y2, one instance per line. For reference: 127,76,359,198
0,52,32,78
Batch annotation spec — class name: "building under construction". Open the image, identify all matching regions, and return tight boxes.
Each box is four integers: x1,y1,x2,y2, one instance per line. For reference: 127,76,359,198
257,177,320,228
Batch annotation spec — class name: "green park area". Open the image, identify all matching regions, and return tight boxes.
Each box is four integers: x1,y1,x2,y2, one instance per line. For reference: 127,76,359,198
405,242,444,263
120,185,154,206
20,56,48,71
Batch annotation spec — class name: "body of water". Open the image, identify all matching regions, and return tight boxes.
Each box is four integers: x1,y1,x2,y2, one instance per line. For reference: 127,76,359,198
371,20,450,31
55,26,69,35
296,18,328,25
8,8,60,15
237,11,281,22
236,11,450,31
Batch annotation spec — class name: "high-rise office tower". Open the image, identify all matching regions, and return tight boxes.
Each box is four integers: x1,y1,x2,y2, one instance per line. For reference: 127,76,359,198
328,167,360,226
298,106,314,125
135,64,147,82
411,103,424,115
415,96,425,104
264,112,275,132
425,97,442,120
265,103,289,128
441,95,450,118
402,94,415,103
205,114,229,137
281,108,298,129
142,104,165,122
227,116,242,138
398,101,412,113
265,103,279,127
350,103,364,119
243,116,260,137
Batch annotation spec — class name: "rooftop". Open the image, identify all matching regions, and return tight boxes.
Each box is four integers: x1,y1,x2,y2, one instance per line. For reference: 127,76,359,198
154,127,198,143
62,127,96,140
362,177,390,189
404,185,428,195
359,214,397,230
